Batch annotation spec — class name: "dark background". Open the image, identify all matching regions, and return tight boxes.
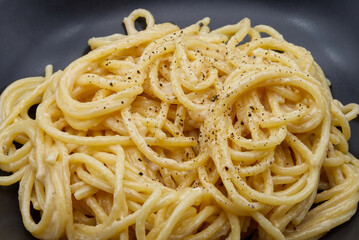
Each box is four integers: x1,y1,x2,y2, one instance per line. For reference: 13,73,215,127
0,0,358,239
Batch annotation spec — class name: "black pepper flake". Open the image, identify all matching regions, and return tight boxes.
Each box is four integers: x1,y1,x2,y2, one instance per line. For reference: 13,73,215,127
199,22,203,27
211,95,218,102
109,82,113,87
240,121,244,125
248,113,252,117
225,166,229,171
139,172,143,176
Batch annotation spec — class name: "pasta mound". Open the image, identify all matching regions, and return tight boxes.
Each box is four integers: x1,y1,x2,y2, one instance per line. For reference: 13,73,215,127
0,9,359,240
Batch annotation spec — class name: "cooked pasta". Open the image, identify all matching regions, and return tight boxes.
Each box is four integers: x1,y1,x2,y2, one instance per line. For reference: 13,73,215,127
0,8,359,240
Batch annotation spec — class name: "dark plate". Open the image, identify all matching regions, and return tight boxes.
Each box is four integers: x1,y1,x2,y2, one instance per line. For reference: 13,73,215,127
0,0,359,239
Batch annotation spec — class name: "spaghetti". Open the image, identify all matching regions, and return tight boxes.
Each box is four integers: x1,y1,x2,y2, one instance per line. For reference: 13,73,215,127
0,8,359,240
